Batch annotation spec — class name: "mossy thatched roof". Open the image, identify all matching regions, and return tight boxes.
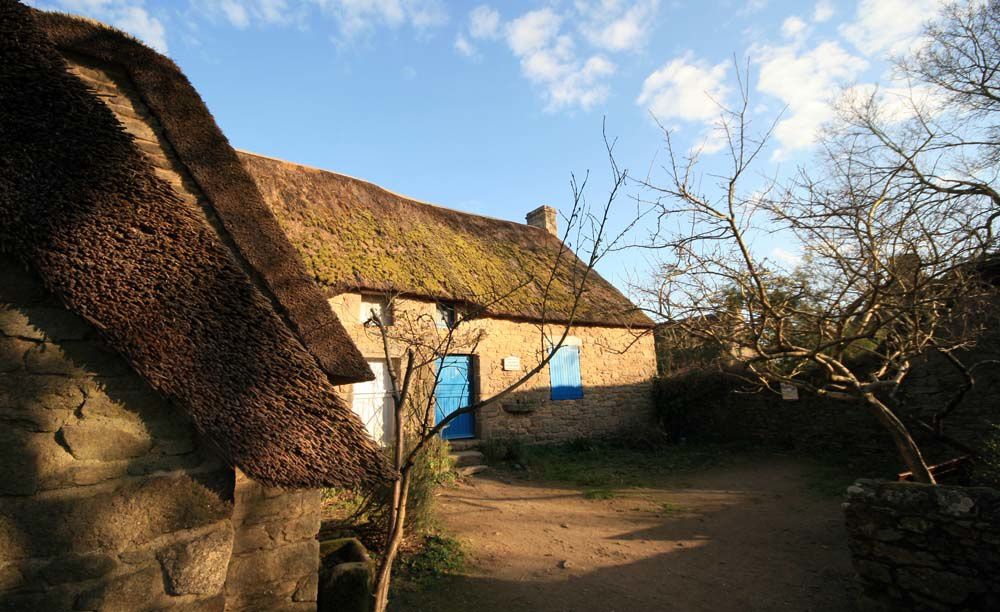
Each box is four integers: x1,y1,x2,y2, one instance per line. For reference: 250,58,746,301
1,2,392,488
240,153,654,329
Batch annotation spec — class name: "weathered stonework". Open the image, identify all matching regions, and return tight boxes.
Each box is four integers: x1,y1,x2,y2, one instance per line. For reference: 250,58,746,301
844,480,1000,611
224,472,323,612
330,293,656,444
0,259,234,611
0,258,324,612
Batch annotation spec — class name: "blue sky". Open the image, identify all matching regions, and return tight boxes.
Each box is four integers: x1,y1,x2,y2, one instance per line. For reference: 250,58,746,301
30,0,947,294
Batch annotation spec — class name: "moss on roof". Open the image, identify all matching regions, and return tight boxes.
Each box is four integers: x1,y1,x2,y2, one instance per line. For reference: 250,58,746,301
240,153,654,328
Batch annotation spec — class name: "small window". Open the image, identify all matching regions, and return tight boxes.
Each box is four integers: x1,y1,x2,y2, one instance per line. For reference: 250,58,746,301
549,345,583,400
434,303,456,330
360,295,392,326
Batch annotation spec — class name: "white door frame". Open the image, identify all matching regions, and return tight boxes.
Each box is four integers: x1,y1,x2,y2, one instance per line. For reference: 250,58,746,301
351,359,394,446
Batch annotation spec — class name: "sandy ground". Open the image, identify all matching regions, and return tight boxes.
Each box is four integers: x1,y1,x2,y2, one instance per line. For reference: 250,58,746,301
391,457,857,612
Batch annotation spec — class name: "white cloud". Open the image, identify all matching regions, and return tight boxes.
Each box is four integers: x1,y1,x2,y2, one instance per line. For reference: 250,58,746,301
506,8,562,55
578,0,660,53
636,53,732,156
812,0,833,23
754,40,868,157
780,15,807,41
463,2,666,111
197,0,300,28
455,5,499,59
219,0,249,27
468,4,500,39
189,0,448,42
33,0,168,52
503,8,616,110
636,52,730,123
842,82,946,123
454,33,476,57
771,246,802,267
839,0,944,56
311,0,448,42
739,0,768,16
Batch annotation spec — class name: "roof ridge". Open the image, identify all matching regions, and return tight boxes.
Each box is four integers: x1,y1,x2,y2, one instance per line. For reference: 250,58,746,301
236,148,556,236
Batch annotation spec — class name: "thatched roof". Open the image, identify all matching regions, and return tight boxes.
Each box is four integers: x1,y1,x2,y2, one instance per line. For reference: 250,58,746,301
0,2,393,488
240,152,655,329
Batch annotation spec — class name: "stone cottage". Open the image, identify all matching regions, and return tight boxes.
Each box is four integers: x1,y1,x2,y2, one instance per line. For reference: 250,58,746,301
239,152,658,447
0,3,391,611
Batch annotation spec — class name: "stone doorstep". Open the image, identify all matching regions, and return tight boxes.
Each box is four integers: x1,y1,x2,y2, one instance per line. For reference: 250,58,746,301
449,450,484,468
447,440,488,476
447,439,480,452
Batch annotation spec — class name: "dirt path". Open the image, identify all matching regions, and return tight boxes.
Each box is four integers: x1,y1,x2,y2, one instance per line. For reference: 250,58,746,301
392,457,856,612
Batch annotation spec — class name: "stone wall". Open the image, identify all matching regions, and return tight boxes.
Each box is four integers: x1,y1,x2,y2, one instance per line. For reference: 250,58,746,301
657,372,897,458
654,317,1000,464
0,258,235,611
0,255,326,612
656,292,1000,463
330,293,656,444
844,479,1000,611
225,472,323,612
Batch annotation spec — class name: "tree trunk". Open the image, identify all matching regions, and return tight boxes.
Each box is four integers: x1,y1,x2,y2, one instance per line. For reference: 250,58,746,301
863,393,936,484
386,399,405,546
372,470,410,612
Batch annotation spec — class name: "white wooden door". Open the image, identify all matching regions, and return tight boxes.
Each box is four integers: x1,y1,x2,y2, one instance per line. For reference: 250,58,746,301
352,360,394,446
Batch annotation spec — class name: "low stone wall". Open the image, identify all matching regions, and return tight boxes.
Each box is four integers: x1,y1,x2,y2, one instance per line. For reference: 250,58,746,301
652,367,1000,470
844,479,1000,611
225,472,323,611
655,320,1000,464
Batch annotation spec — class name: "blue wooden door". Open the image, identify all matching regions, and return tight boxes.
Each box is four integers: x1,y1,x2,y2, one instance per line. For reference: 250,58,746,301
435,355,475,440
550,345,583,400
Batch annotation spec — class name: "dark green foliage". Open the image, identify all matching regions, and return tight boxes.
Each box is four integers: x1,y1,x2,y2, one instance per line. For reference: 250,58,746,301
971,425,1000,488
653,369,740,440
567,437,600,453
479,437,530,465
405,437,457,534
357,437,456,541
397,535,465,584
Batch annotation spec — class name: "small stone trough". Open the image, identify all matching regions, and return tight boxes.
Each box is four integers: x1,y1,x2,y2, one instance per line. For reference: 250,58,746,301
317,538,374,612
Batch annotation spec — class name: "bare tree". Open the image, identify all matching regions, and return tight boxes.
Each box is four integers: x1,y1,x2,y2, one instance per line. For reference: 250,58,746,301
360,135,638,612
637,1,998,485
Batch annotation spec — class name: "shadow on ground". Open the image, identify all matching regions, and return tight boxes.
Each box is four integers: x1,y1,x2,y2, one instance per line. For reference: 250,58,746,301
391,457,857,612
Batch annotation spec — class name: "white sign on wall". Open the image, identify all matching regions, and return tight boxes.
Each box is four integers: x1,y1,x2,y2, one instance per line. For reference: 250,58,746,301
502,356,521,371
780,383,799,401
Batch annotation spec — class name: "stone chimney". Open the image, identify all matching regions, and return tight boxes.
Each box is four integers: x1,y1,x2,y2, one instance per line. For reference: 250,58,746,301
526,205,558,236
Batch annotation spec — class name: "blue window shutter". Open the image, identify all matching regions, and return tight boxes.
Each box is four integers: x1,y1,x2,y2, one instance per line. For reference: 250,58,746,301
550,346,583,400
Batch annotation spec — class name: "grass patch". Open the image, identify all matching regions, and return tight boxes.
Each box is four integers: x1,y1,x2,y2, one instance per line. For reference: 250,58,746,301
507,440,738,489
799,446,901,497
802,462,860,497
396,534,465,586
480,437,530,465
583,488,618,500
